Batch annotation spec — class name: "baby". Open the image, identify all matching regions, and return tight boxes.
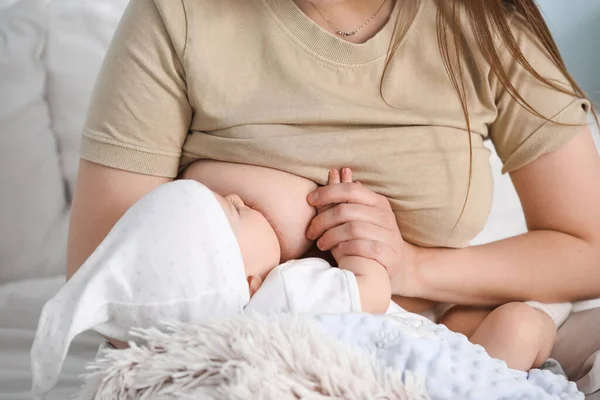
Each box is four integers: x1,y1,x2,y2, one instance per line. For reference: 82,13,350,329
99,170,392,351
31,165,398,398
200,166,391,315
103,164,393,348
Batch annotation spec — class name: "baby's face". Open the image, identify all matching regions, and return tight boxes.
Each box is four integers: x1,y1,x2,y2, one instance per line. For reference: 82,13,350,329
182,161,317,261
213,192,281,280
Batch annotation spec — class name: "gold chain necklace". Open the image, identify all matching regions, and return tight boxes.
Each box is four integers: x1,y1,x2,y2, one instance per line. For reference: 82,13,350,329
309,0,389,38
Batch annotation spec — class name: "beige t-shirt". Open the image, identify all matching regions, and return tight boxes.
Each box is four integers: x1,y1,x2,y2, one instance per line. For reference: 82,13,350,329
81,0,590,248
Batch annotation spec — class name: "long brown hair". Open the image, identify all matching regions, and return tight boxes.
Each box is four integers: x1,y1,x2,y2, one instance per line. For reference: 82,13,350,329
383,0,598,237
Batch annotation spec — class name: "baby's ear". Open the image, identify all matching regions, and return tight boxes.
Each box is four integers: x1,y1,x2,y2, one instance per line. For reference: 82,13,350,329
247,275,263,297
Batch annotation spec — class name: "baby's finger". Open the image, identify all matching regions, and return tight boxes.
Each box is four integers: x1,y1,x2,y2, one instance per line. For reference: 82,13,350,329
341,167,353,183
328,169,341,185
330,246,344,266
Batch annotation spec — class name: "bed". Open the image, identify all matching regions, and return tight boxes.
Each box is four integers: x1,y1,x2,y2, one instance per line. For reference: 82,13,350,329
1,0,599,398
0,278,102,399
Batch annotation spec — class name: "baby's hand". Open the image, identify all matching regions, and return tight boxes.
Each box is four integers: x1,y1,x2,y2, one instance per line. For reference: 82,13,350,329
327,167,359,189
321,168,391,313
320,168,359,265
315,168,360,218
316,168,355,214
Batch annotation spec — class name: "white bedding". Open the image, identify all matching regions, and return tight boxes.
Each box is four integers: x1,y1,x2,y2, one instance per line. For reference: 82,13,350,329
1,276,598,399
0,277,101,400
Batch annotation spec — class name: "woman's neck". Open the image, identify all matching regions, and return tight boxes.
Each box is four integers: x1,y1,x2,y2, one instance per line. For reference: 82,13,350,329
294,0,396,44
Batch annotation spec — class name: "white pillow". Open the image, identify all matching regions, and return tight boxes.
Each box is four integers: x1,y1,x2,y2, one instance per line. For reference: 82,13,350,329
0,0,69,283
45,0,129,199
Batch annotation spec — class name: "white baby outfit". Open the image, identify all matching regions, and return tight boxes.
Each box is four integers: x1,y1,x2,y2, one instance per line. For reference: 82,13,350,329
31,180,396,399
247,258,361,314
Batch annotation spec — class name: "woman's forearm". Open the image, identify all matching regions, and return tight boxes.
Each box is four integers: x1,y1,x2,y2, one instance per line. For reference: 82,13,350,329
413,230,600,306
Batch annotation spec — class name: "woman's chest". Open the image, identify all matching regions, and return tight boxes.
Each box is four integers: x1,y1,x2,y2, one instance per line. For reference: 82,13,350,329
182,125,494,248
180,0,496,247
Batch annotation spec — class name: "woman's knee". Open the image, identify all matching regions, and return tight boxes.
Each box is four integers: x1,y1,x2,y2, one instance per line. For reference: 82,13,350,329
489,302,557,348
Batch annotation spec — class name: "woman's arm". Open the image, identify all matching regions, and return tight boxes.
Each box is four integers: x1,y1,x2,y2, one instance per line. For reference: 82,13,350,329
67,160,170,279
414,127,600,305
306,127,600,306
68,0,189,279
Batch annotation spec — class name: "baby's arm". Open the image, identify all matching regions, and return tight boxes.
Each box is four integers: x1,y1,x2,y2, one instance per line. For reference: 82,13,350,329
320,168,391,314
337,255,391,314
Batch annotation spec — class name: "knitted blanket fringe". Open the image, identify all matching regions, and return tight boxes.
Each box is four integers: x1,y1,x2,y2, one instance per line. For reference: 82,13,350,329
76,313,429,400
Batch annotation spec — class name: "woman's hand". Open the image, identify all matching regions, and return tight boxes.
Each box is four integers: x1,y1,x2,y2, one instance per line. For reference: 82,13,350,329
306,168,420,296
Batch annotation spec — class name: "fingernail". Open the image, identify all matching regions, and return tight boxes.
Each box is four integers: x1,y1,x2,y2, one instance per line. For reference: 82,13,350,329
308,192,318,203
317,238,323,249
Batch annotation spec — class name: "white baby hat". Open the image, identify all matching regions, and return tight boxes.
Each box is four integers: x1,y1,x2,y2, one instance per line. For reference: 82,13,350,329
30,180,249,399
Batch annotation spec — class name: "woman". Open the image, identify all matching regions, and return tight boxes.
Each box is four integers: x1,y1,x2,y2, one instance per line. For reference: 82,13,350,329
68,0,600,370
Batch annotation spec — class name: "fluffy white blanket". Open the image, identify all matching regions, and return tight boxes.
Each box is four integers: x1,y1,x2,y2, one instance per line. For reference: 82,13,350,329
77,314,428,400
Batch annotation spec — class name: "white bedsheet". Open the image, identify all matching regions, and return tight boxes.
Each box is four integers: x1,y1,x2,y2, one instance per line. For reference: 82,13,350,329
0,276,101,400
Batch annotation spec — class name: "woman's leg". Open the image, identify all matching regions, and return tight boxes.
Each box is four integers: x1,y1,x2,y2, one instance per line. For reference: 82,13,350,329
439,305,492,337
440,302,557,370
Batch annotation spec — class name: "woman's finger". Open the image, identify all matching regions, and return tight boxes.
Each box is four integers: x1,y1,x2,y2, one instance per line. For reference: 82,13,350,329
307,202,394,240
336,239,398,274
307,182,383,208
316,221,396,251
